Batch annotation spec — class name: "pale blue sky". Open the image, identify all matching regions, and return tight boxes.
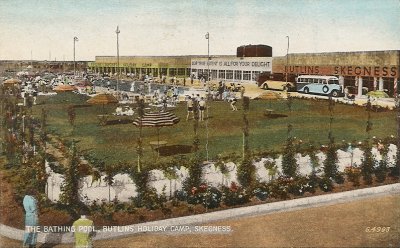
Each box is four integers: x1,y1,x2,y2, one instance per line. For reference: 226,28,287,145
0,0,399,61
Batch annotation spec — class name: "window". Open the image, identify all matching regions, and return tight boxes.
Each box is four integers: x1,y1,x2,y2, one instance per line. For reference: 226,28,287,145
243,71,251,81
218,70,226,79
226,70,233,80
177,68,186,76
328,79,338,85
234,70,242,80
171,68,178,76
211,70,217,79
160,68,168,76
252,71,261,81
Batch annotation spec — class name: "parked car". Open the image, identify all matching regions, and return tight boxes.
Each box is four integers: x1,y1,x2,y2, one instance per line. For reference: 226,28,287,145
258,80,295,91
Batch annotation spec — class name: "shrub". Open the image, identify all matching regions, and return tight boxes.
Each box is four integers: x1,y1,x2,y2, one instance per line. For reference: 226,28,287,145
345,166,361,187
323,137,341,183
318,177,334,192
288,176,316,196
253,184,269,201
375,142,389,183
222,182,250,206
360,140,375,185
237,155,256,189
267,177,290,200
186,184,222,209
183,154,204,191
282,135,298,178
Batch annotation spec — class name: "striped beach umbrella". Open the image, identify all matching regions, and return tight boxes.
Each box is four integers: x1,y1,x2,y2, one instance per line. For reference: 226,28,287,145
133,111,180,156
133,111,180,127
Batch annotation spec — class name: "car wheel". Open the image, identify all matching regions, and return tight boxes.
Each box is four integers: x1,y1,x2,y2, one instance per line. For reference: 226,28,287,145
331,90,339,97
263,84,269,90
304,87,309,94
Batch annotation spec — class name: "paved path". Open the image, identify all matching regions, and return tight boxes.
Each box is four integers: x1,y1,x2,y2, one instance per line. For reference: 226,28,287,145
1,183,399,246
1,193,399,247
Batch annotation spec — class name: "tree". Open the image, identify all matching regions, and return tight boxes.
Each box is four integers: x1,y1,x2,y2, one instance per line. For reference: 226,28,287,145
183,154,204,192
136,98,145,172
360,97,375,184
192,100,200,152
282,125,297,178
323,136,340,180
375,140,389,183
104,164,118,202
323,96,342,183
360,140,375,185
237,96,256,189
242,96,250,158
237,154,256,189
60,141,82,211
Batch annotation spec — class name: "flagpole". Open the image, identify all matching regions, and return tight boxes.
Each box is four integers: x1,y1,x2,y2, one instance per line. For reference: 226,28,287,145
73,37,78,77
116,26,120,97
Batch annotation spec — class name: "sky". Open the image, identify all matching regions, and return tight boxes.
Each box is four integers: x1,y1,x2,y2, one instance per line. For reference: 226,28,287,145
0,0,399,61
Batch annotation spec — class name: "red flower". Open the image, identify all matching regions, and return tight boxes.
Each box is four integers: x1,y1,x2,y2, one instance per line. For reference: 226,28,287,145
191,187,197,195
199,184,207,192
230,182,238,192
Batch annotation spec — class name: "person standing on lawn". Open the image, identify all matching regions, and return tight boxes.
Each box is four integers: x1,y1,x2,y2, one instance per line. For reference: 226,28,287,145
23,188,39,248
186,96,194,121
198,97,206,121
230,97,238,111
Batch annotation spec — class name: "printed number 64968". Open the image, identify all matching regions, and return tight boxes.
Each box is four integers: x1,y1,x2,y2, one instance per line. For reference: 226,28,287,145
365,227,390,233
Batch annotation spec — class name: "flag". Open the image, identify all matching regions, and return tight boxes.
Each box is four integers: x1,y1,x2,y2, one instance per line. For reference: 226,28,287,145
116,25,120,34
205,32,209,39
74,36,78,41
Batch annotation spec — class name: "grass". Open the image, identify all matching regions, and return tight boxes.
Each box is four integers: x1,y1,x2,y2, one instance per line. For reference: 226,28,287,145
31,92,397,168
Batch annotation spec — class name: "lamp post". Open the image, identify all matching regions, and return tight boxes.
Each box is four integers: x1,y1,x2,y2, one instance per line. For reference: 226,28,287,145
73,36,78,77
116,26,120,95
205,32,210,88
285,35,289,83
205,32,210,162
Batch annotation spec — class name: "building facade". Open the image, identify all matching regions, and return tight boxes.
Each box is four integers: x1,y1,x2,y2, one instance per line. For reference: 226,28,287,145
273,50,400,97
88,48,399,97
190,56,272,82
88,56,194,78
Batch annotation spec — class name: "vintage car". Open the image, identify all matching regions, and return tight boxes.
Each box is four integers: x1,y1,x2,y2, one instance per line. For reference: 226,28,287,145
258,80,295,91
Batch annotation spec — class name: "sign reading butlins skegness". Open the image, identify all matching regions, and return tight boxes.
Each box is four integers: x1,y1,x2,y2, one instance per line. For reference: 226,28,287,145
191,57,273,72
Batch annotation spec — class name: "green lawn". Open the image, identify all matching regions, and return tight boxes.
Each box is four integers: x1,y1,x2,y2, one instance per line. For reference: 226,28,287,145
32,93,396,167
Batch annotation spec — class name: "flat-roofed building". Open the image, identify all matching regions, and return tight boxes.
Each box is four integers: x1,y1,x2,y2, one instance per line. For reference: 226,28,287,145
272,50,400,97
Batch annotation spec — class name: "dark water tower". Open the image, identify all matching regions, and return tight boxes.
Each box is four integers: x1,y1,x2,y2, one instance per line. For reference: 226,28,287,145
237,44,272,57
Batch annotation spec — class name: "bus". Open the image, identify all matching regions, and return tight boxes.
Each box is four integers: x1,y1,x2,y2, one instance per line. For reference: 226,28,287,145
296,75,343,97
